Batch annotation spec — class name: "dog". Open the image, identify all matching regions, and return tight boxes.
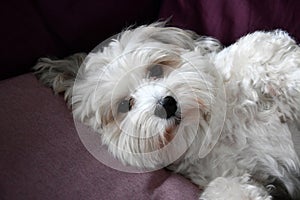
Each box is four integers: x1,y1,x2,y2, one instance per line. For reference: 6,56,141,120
34,23,300,199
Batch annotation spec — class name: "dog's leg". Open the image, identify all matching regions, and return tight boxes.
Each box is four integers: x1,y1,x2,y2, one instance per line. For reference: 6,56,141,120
33,53,86,105
215,30,300,121
199,174,271,200
215,30,300,199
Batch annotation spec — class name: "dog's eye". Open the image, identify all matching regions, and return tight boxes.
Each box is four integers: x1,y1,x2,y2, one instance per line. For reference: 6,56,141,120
149,64,163,78
118,98,134,113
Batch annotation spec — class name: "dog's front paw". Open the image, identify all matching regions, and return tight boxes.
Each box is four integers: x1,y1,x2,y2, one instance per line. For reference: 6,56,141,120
199,174,271,200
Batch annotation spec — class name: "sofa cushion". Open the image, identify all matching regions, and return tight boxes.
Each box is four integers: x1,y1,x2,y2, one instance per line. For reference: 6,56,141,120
0,74,200,200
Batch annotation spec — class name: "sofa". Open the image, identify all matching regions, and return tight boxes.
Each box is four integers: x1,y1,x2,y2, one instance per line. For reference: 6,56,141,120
1,1,300,199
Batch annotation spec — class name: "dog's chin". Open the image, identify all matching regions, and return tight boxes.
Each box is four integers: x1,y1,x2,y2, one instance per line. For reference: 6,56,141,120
101,116,180,169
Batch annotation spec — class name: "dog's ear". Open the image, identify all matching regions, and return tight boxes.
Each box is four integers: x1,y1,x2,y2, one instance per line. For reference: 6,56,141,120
147,23,223,53
71,52,111,131
33,53,87,106
148,25,199,50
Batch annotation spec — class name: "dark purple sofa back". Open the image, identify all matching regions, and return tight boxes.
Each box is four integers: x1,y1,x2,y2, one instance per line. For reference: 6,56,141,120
2,0,300,80
1,0,161,80
160,0,300,46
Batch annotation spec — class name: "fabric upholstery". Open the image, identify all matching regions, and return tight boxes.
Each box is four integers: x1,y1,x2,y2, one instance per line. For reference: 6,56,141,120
0,74,200,200
159,0,300,45
0,0,161,80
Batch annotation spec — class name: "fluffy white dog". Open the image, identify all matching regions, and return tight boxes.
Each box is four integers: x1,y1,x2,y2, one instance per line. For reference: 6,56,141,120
34,23,300,200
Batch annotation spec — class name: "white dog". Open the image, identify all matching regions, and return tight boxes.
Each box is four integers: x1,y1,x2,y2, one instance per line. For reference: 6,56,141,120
34,23,300,200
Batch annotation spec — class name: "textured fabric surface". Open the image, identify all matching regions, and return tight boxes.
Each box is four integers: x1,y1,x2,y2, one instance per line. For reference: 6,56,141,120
0,74,200,200
159,0,300,45
0,0,161,80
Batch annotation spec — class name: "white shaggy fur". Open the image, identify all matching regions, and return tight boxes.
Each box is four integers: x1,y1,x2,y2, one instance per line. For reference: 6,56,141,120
34,23,300,199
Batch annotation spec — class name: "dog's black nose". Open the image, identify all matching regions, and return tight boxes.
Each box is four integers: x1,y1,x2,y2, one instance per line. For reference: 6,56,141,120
154,96,177,119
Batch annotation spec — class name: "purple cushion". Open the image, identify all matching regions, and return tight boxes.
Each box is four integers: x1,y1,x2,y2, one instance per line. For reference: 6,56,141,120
159,0,300,45
0,0,161,80
0,74,200,200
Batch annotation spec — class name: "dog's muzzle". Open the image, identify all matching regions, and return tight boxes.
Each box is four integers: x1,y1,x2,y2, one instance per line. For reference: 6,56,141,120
154,96,177,119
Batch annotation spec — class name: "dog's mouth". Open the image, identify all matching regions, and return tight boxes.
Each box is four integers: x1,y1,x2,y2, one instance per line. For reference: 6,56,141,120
150,95,183,147
159,114,181,147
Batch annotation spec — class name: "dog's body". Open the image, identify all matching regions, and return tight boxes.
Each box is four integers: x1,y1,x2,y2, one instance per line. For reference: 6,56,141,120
34,24,300,199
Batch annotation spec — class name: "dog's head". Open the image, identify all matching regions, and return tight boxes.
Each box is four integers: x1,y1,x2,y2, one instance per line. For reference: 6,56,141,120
72,23,225,169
